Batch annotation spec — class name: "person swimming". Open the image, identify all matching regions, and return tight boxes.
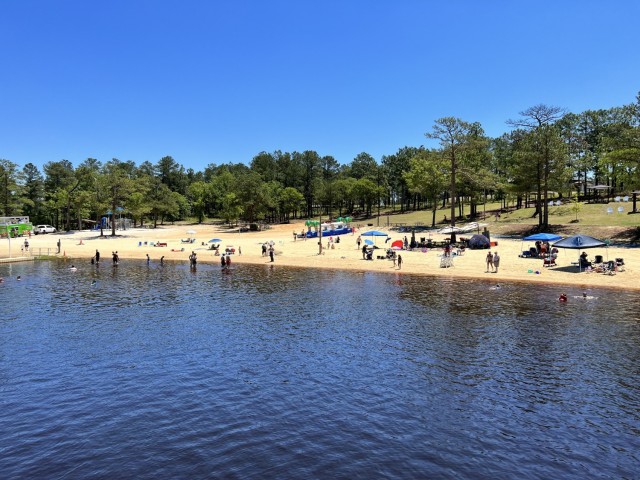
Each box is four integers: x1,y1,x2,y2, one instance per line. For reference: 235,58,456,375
16,275,22,281
91,280,97,286
559,293,568,302
573,292,596,300
70,265,77,271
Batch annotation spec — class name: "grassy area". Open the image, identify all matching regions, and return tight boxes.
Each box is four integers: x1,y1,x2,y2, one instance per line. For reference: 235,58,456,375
499,201,639,227
175,200,640,242
359,201,640,242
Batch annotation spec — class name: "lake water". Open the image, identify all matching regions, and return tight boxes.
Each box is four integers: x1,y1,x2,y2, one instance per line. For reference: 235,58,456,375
1,260,639,479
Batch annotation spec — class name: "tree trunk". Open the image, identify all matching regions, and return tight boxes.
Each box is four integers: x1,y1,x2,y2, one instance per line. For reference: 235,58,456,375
450,150,457,243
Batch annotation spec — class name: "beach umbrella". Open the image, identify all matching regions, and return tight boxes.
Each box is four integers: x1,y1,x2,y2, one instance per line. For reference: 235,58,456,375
364,239,374,245
391,240,403,249
186,229,196,235
208,238,223,243
552,234,606,271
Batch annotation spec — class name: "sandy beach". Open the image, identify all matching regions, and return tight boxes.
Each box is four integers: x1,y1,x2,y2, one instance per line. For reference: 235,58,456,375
2,222,638,291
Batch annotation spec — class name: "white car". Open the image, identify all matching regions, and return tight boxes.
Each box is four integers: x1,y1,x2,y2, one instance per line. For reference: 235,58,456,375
35,224,57,234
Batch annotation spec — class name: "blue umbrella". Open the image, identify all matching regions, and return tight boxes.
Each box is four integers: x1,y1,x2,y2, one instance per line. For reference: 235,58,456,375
208,238,223,243
364,239,374,245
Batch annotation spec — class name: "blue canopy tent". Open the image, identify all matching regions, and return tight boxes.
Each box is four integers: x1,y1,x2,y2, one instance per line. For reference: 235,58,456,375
552,234,607,271
523,233,563,242
361,230,389,245
521,233,563,258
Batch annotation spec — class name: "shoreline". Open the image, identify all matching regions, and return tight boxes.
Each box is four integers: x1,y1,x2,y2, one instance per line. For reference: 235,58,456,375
2,222,638,292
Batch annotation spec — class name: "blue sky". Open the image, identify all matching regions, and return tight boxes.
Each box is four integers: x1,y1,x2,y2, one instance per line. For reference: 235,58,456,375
1,1,639,172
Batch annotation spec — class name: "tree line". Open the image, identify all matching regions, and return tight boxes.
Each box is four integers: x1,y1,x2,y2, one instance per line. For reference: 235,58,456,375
1,94,639,237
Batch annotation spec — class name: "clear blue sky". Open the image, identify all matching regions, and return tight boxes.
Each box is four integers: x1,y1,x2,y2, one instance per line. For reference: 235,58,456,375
1,1,639,172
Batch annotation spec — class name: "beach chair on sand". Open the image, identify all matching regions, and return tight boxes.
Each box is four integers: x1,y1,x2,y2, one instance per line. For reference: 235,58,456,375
440,256,453,268
542,256,556,267
602,260,617,275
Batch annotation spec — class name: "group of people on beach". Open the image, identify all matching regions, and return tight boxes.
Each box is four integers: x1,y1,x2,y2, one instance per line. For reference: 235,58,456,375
485,251,500,273
261,242,275,262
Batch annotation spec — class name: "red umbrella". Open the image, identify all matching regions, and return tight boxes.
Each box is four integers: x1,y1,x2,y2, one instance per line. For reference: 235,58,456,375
391,240,403,249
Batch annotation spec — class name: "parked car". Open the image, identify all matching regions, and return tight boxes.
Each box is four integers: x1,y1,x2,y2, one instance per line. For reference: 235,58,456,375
35,224,57,234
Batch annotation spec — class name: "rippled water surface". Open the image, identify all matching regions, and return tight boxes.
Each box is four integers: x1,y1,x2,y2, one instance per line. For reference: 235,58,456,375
1,260,639,479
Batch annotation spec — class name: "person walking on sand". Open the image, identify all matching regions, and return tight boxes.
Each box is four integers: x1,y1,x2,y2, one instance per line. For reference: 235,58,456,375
293,231,297,242
485,251,493,273
57,239,61,254
492,251,500,273
357,235,361,250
